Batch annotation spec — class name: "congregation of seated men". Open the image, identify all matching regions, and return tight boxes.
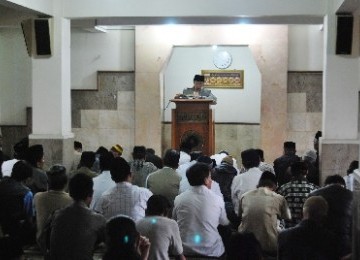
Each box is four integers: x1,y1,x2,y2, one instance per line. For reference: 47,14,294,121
0,133,354,260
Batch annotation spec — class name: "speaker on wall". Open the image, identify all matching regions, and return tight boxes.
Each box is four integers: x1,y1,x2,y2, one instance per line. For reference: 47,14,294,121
336,14,353,55
21,18,52,57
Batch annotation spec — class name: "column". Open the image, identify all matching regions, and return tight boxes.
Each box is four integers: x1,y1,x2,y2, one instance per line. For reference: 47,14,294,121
320,13,360,184
30,16,74,170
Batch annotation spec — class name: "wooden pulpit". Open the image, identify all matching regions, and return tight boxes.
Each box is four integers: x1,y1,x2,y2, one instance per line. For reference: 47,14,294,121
170,99,215,156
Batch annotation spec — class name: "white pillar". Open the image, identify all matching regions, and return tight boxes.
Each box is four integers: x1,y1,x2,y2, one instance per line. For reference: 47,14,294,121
29,16,74,170
31,17,73,139
322,14,359,140
320,13,360,182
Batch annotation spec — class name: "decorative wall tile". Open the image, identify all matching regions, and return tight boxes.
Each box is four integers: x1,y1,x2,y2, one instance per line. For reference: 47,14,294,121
81,110,99,129
71,72,135,128
306,91,322,112
288,93,306,113
321,143,359,182
306,112,322,131
117,91,135,111
287,112,307,131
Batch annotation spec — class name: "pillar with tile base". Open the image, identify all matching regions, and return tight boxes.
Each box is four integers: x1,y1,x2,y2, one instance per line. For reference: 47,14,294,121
320,14,360,184
29,16,74,171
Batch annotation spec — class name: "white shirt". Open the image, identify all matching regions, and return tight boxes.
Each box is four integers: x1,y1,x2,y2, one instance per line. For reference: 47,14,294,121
178,161,223,198
95,181,152,221
136,216,183,260
179,151,191,166
344,173,354,191
90,170,116,209
231,167,263,214
1,159,19,177
173,185,229,257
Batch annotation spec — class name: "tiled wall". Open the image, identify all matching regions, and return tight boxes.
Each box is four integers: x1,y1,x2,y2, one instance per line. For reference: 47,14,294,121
0,71,323,165
287,71,322,158
71,71,135,161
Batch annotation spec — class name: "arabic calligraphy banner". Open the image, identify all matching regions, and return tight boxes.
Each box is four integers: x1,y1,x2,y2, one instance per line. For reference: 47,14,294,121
202,70,244,89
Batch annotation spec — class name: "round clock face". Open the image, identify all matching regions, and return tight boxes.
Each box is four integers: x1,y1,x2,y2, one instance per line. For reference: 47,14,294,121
213,51,232,69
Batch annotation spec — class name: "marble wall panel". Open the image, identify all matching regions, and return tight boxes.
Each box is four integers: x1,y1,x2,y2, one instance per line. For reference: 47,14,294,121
81,110,100,129
321,143,359,183
71,72,135,128
286,131,312,158
288,72,322,93
286,72,322,162
306,112,322,131
288,72,322,113
1,107,32,157
288,93,306,113
306,92,322,112
72,128,100,152
287,113,307,131
117,91,135,111
97,128,134,161
97,110,135,129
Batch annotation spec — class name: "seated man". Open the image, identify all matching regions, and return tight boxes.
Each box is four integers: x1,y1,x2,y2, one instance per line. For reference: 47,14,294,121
179,154,223,198
69,151,98,179
0,161,34,258
95,157,153,221
238,171,291,256
137,195,185,260
146,149,181,207
129,146,158,187
103,215,150,260
309,175,353,257
173,162,229,257
26,144,48,193
277,161,318,228
181,74,217,104
90,151,116,209
49,173,106,259
273,141,301,187
34,165,73,243
231,149,263,215
278,196,339,260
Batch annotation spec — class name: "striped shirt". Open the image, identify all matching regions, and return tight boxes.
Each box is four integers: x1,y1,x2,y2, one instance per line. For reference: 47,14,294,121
95,181,152,221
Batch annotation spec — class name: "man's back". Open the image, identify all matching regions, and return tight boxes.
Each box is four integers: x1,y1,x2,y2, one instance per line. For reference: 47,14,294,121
212,163,237,202
309,184,353,256
136,216,183,260
146,167,181,206
96,182,152,221
173,185,229,257
70,166,97,179
90,170,116,209
277,178,318,227
0,178,31,235
34,190,73,240
231,167,263,214
238,187,290,254
278,219,338,260
129,160,158,187
50,201,106,260
274,154,300,186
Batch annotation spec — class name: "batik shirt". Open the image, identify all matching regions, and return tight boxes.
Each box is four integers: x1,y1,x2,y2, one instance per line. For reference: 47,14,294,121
277,178,318,227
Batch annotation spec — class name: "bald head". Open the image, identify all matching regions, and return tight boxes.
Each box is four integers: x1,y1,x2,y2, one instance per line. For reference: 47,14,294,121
303,196,328,222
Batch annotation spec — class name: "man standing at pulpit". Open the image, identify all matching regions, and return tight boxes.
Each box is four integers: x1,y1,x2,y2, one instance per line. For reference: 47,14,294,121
182,75,217,104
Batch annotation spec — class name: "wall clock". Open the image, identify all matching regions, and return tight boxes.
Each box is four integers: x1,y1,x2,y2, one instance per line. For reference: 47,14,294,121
213,51,232,69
